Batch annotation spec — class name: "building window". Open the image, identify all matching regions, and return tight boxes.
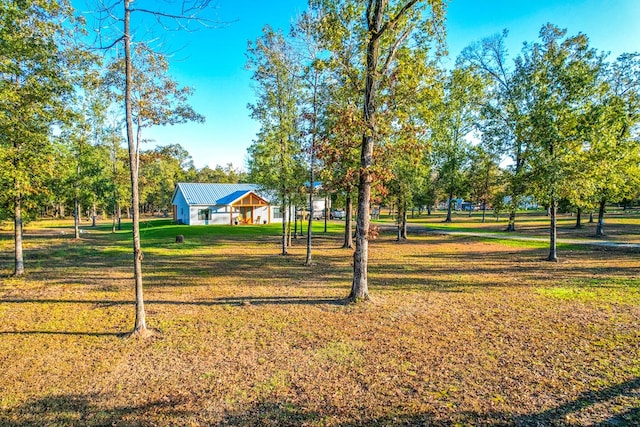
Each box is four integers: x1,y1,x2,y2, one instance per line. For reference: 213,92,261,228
198,209,210,220
273,206,282,219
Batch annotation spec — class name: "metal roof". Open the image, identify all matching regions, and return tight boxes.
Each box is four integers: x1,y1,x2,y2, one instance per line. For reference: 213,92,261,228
174,183,267,206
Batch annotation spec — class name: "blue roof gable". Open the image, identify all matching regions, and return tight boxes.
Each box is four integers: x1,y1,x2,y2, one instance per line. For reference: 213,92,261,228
217,190,252,205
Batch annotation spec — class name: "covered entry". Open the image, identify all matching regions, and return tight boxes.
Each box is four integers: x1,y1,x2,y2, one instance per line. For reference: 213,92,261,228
231,192,270,225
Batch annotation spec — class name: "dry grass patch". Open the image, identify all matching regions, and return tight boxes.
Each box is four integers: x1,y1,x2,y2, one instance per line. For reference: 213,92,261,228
0,219,638,425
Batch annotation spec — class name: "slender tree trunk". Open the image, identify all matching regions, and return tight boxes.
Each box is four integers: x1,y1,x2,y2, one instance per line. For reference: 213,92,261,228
287,201,292,247
396,204,402,241
575,207,582,229
112,204,117,233
401,203,408,240
596,198,606,236
75,153,81,238
323,195,328,233
124,2,146,336
91,202,97,227
14,193,24,276
547,198,558,262
481,199,487,223
343,193,354,249
588,211,594,223
281,197,288,255
427,205,431,215
293,205,298,239
445,191,453,222
305,158,315,266
506,208,516,231
74,199,80,239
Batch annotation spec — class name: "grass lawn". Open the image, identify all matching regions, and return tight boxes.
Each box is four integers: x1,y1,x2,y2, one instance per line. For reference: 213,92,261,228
0,215,638,426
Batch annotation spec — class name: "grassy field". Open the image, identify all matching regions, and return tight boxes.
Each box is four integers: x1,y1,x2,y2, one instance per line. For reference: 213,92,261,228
0,213,639,426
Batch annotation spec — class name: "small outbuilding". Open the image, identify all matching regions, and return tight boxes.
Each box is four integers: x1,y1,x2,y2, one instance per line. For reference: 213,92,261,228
171,183,277,225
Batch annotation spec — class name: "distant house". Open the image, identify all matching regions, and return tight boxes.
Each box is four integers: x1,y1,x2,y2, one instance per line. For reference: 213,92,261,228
171,183,277,225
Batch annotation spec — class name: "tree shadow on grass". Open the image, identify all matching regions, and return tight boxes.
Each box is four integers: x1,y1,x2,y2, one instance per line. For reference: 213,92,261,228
0,393,194,426
0,295,348,308
512,376,640,426
0,379,637,426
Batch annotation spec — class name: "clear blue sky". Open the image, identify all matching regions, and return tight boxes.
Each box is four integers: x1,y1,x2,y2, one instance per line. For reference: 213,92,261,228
76,0,640,170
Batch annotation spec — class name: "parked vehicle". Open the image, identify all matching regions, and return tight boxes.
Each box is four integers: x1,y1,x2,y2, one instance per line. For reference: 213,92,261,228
330,209,346,220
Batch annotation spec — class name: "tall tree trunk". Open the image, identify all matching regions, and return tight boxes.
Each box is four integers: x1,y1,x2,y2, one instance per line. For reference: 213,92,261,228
506,208,516,231
117,203,122,230
596,198,606,236
351,130,372,300
287,201,292,247
281,197,288,255
401,203,408,240
91,202,97,227
547,198,558,262
305,159,315,266
396,204,402,241
293,205,298,239
481,199,487,223
351,0,419,301
124,2,147,336
74,199,80,239
343,193,354,249
323,195,328,233
14,193,24,276
588,211,594,223
112,203,117,233
445,191,453,222
575,207,582,229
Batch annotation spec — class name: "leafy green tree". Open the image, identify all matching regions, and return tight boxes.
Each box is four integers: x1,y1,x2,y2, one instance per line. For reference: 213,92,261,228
247,26,304,256
0,0,85,275
312,1,365,249
461,31,532,231
432,67,483,223
467,144,501,222
316,0,445,301
382,46,438,239
192,163,247,183
139,144,194,214
105,32,204,337
524,24,603,261
585,53,640,236
293,11,330,266
317,98,361,248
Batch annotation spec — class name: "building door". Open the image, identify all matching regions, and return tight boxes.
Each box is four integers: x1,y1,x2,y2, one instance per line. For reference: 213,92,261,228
239,207,253,224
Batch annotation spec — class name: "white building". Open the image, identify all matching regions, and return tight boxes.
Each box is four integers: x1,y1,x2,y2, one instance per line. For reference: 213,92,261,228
171,183,277,225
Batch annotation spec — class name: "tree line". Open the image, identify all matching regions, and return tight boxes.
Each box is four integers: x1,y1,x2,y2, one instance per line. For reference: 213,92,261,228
246,1,640,295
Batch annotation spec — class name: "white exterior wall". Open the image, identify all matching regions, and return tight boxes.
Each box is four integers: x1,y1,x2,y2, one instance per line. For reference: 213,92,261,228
311,197,328,215
249,206,270,224
173,190,191,225
189,205,232,225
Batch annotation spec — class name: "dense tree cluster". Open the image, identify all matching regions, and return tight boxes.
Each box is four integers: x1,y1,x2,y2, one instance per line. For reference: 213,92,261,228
246,2,640,297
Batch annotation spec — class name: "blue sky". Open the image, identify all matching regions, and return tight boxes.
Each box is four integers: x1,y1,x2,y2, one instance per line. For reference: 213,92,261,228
77,0,640,170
